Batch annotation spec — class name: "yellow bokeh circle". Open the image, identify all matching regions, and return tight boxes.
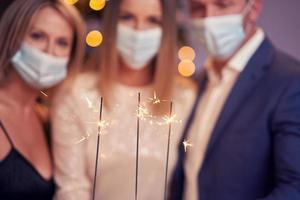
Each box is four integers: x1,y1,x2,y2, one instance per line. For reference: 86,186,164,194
64,0,79,5
86,30,103,47
178,46,196,61
178,60,196,77
89,0,106,11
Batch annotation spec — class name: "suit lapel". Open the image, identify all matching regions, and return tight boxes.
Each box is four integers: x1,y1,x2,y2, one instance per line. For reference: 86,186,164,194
201,38,276,165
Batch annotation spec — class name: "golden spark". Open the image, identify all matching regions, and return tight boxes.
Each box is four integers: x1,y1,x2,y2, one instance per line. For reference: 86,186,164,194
183,140,193,152
85,119,111,129
137,105,152,120
85,96,93,108
158,114,180,126
148,91,168,105
148,91,161,104
98,120,110,130
40,91,48,97
164,114,176,124
76,136,88,144
75,131,91,144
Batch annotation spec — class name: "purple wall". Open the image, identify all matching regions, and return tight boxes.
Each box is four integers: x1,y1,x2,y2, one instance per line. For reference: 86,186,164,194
258,0,300,60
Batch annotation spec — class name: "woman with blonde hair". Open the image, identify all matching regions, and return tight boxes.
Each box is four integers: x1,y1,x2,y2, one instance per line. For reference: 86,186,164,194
52,0,196,199
0,0,85,199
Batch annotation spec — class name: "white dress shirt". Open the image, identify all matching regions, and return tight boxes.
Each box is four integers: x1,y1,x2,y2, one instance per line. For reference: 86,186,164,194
183,28,265,200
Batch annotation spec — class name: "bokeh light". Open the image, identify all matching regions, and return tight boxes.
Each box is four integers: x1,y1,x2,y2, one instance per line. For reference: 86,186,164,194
178,46,196,61
89,0,106,11
178,60,196,77
64,0,79,5
86,30,103,47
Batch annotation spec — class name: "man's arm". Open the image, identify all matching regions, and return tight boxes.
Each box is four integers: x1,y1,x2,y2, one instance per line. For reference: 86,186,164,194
259,78,300,200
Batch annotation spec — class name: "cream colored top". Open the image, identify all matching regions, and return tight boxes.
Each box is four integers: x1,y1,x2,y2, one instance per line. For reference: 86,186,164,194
183,28,265,200
51,72,196,200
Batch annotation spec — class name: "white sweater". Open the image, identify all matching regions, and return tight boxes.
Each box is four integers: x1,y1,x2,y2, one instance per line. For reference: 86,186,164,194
51,72,196,200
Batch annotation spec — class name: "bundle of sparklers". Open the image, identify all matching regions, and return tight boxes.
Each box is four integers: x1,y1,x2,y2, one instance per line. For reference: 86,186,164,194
91,93,174,200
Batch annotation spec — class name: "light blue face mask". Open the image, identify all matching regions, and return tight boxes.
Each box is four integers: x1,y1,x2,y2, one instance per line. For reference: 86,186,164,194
191,0,254,59
11,43,69,89
116,24,162,70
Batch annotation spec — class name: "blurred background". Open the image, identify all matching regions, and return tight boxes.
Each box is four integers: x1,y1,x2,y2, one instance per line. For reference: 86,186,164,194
258,0,300,60
1,0,299,72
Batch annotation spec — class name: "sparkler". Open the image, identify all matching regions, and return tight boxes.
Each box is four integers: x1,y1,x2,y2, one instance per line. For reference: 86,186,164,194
163,101,173,200
92,97,103,200
84,92,178,200
135,93,141,200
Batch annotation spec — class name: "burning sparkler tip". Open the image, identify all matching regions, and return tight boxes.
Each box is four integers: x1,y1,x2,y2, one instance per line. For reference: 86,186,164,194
183,140,193,152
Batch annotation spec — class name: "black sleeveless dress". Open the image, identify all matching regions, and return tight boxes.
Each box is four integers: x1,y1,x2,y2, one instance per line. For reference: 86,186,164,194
0,121,55,200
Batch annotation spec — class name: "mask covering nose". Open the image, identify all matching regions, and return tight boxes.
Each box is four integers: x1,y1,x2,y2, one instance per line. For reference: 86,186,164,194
116,24,162,70
191,0,254,59
11,43,69,89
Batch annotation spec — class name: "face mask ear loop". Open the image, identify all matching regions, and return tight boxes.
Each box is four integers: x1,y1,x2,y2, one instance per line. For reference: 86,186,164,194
195,19,226,58
242,0,255,18
240,0,255,36
209,29,220,55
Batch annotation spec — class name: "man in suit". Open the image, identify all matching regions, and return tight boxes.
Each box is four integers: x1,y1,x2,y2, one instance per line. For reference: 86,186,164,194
170,0,300,199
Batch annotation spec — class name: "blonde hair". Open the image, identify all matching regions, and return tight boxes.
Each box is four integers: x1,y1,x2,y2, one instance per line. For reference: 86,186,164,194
0,0,86,86
87,0,177,114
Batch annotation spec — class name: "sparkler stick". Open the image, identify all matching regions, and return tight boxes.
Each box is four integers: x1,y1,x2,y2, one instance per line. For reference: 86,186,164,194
164,101,173,200
92,97,103,200
135,93,141,200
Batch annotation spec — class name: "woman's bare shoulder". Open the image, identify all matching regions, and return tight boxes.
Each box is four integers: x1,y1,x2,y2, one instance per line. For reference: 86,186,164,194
0,108,13,162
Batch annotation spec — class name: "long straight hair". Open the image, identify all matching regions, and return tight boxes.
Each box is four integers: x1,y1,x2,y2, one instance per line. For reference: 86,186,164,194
87,0,177,114
0,0,86,87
